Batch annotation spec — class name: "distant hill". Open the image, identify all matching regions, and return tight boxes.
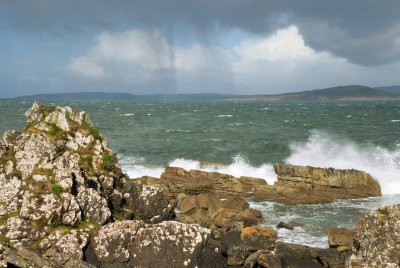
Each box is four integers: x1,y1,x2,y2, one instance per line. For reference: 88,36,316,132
375,85,400,95
241,85,400,101
15,92,239,101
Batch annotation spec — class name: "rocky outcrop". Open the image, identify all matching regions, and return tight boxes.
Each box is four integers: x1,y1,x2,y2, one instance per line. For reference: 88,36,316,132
159,167,244,198
0,102,174,266
346,205,400,267
254,164,381,204
90,220,226,268
176,193,263,230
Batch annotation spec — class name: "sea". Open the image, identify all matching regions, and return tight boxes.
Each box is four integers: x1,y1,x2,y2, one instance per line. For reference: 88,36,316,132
1,99,400,248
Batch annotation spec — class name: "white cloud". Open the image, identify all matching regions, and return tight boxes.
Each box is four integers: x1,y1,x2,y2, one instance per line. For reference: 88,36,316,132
234,25,316,61
66,26,400,94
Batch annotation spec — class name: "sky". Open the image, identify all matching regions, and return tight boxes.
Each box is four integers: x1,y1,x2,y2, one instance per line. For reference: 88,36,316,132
1,0,400,97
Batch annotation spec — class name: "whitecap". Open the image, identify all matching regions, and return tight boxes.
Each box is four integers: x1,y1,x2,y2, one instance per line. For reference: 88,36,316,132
217,114,234,118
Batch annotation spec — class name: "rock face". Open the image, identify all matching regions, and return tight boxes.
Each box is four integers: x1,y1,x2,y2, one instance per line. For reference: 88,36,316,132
346,205,400,268
254,164,381,204
91,220,226,268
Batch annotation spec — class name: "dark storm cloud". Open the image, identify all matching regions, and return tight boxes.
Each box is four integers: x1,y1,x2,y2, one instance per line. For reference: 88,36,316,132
1,0,400,65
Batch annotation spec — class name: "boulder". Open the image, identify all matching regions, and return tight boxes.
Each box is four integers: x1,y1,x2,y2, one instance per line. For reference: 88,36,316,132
176,193,263,230
326,227,354,252
254,164,381,204
91,220,227,268
346,205,400,267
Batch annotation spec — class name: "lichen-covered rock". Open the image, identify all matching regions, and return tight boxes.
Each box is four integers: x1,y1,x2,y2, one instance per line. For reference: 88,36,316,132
119,181,174,223
346,205,400,268
176,193,263,230
91,220,226,268
240,226,277,251
254,164,381,204
0,102,127,263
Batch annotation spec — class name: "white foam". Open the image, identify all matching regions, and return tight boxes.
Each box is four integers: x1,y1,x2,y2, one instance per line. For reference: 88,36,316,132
119,155,165,179
217,114,234,118
120,154,277,184
285,130,400,195
391,119,400,122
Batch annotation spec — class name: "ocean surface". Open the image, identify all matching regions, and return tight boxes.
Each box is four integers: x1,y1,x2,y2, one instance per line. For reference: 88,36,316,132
1,99,400,248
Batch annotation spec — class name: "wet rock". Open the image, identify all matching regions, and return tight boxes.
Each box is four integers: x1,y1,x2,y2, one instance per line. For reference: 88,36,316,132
91,220,226,268
346,205,400,267
277,221,294,230
254,163,381,204
326,227,354,252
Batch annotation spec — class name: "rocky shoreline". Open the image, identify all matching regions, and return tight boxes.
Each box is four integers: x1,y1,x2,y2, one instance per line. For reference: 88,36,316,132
0,102,397,268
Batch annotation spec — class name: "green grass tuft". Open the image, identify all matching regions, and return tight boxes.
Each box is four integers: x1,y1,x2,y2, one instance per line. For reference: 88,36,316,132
378,207,390,216
52,184,63,195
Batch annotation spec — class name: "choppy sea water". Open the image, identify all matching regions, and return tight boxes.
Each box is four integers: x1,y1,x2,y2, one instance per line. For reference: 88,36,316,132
1,99,400,247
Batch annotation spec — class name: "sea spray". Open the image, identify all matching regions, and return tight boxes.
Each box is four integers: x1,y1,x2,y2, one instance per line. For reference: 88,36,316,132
285,130,400,195
120,154,277,184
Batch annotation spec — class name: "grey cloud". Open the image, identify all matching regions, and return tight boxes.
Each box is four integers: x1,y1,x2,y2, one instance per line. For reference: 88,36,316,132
1,0,400,65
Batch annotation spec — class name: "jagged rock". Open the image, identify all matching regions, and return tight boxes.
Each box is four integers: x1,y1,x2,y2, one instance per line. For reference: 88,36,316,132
346,205,400,267
0,102,144,263
326,227,354,252
176,193,263,230
254,164,381,204
91,220,226,268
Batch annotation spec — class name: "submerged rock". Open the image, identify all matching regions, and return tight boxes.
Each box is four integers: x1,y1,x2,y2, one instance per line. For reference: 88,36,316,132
346,204,400,267
254,163,381,204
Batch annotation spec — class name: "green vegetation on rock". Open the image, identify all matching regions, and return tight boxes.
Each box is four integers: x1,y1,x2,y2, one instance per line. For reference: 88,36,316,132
52,184,63,195
378,207,390,216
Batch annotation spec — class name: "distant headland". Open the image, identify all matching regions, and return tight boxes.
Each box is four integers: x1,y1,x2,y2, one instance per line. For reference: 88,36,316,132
12,84,400,101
